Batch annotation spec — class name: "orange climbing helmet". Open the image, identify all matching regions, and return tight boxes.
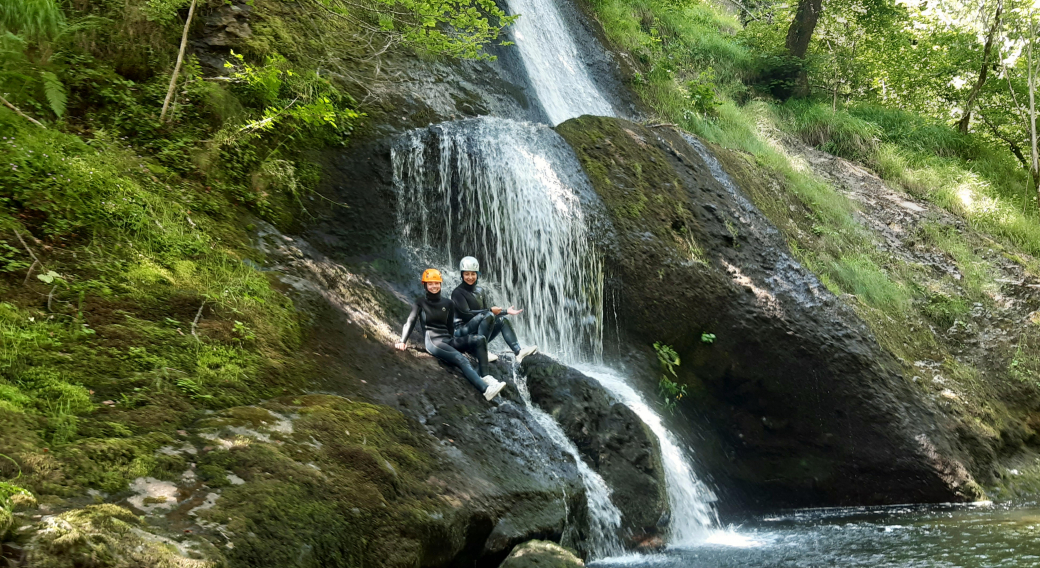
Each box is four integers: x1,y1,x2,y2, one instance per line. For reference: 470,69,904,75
421,268,443,283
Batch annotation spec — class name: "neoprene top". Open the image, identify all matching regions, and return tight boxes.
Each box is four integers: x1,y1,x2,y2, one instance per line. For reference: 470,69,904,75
451,281,494,323
400,291,457,343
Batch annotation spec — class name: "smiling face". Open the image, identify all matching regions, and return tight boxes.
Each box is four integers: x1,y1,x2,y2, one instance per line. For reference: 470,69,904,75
425,281,442,294
462,271,478,285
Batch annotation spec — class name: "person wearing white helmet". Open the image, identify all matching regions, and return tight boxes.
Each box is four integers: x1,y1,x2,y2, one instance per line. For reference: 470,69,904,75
451,256,539,363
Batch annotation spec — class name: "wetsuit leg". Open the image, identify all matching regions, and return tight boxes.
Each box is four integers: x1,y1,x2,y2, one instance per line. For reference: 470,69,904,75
451,333,489,376
487,315,522,354
426,332,488,392
454,315,484,338
475,313,496,341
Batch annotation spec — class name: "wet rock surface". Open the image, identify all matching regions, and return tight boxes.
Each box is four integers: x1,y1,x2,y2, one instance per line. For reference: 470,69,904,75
520,354,668,545
555,115,983,512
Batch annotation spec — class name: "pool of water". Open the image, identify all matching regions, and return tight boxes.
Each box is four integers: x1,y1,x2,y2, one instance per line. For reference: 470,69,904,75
594,502,1040,568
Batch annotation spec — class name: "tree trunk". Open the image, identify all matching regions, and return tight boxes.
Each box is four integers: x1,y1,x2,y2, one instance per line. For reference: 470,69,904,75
785,0,823,98
160,0,198,122
957,0,1003,134
786,0,823,58
1028,12,1039,208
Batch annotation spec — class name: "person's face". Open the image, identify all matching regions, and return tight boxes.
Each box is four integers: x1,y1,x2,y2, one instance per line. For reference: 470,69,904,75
462,271,478,285
426,281,442,294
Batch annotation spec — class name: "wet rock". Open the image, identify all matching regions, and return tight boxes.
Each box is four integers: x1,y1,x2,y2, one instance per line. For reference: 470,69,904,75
555,116,980,512
498,540,584,568
521,354,668,545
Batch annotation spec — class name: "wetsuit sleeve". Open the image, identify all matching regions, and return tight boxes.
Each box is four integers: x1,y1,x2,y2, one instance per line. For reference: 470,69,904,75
452,287,488,320
446,303,457,337
400,301,421,343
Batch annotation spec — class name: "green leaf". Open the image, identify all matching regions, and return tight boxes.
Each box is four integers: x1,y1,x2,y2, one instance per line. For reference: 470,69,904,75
37,270,59,284
40,71,66,118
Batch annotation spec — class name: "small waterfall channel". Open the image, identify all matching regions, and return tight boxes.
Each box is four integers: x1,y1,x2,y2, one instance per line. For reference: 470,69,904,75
389,0,720,554
502,0,614,125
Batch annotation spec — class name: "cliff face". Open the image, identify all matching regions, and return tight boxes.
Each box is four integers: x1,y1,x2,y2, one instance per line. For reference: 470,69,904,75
554,115,984,511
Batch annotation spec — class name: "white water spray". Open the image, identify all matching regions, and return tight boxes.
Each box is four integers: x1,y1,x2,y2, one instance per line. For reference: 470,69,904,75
504,0,614,124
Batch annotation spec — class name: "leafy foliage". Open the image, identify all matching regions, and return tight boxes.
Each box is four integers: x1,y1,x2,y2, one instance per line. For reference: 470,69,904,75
313,0,517,60
653,342,686,413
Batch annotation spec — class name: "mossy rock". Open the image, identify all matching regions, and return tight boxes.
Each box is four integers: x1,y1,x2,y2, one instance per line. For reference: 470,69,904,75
499,540,584,568
191,395,464,568
25,504,218,568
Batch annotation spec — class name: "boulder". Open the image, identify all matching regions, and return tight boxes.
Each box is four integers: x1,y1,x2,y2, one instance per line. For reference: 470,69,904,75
521,354,668,545
555,115,983,511
499,540,584,568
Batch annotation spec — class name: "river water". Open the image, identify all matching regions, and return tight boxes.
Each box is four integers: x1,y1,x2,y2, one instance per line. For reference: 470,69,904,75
594,502,1040,568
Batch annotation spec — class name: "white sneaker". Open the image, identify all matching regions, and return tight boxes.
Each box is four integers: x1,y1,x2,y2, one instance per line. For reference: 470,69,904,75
483,377,506,401
487,352,499,363
516,346,539,364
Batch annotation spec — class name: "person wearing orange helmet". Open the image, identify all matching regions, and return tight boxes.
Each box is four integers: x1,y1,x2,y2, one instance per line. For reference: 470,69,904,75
395,268,507,402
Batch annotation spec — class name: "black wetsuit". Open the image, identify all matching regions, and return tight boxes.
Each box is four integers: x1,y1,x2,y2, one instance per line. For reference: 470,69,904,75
400,291,489,391
451,281,521,354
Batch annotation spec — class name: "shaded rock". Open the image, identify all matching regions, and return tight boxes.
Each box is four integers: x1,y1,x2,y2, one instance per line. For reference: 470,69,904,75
555,115,981,511
521,354,668,545
499,540,584,568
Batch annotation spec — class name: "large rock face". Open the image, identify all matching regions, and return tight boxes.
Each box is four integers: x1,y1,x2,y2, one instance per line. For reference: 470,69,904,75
554,116,984,511
520,354,668,545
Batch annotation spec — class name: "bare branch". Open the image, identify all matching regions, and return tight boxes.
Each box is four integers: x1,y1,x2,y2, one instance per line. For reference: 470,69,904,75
0,94,45,128
161,0,198,122
191,300,206,343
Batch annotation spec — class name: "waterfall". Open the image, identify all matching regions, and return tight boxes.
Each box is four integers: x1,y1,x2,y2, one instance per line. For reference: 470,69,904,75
575,365,719,545
503,0,614,124
393,117,605,363
390,0,723,551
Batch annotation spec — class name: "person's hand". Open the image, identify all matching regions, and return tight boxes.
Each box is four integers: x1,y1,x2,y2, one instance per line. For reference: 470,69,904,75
506,306,523,316
395,342,407,351
490,306,503,316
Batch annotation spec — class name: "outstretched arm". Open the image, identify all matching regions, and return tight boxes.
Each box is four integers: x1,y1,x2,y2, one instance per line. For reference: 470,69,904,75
398,301,421,347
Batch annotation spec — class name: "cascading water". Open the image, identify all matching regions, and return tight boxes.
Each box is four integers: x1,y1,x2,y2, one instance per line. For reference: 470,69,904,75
393,117,604,362
503,0,614,124
513,367,624,556
575,365,719,545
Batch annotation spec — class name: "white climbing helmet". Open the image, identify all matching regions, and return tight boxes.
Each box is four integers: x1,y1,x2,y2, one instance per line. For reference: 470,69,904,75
459,256,480,273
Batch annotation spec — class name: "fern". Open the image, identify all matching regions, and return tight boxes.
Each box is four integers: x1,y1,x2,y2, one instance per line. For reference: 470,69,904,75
40,70,65,117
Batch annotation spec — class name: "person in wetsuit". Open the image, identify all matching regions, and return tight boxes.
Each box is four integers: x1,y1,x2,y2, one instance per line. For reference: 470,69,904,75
451,256,538,363
395,268,508,402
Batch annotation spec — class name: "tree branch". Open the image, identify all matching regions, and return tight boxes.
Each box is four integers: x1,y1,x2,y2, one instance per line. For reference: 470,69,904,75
191,300,206,343
0,94,45,129
161,0,198,122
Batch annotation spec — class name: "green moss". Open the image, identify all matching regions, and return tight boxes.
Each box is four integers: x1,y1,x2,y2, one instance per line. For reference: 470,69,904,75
193,396,452,568
556,117,699,260
25,504,217,568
